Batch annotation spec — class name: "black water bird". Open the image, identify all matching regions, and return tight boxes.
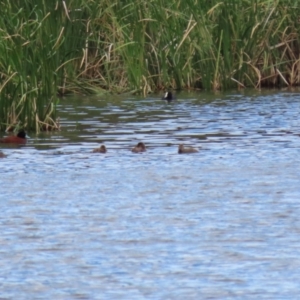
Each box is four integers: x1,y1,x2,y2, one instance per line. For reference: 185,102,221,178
162,91,175,102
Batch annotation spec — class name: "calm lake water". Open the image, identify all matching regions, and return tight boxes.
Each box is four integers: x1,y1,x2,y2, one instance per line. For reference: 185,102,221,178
1,90,300,299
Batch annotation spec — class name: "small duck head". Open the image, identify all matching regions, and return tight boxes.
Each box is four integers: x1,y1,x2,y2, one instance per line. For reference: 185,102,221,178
17,129,26,139
178,144,185,154
137,142,146,150
99,145,107,153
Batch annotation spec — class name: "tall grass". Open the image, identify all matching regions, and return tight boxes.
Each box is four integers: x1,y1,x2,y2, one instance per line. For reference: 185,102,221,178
74,0,300,92
0,1,89,131
111,0,300,91
0,0,300,131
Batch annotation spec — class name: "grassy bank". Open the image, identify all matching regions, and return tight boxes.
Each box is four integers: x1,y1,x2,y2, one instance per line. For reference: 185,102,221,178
0,0,299,131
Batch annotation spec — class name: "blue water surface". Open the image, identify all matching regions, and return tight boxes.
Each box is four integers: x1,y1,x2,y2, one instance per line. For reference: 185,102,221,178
0,90,300,299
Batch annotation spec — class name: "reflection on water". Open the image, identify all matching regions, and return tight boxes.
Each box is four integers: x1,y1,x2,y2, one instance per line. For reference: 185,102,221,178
1,90,300,299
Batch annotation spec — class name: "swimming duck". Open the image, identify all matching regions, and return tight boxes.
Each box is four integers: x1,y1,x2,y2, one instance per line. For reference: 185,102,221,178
0,129,27,144
131,142,146,153
0,151,6,158
162,91,174,102
178,144,199,154
92,145,107,153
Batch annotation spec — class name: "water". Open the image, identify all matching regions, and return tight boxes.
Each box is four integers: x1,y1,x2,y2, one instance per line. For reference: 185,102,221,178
1,90,300,299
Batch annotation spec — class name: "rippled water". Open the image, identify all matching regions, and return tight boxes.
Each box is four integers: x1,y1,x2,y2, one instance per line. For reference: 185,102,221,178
1,90,300,299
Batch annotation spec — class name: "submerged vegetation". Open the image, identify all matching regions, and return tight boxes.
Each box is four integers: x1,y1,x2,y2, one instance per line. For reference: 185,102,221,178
0,0,300,131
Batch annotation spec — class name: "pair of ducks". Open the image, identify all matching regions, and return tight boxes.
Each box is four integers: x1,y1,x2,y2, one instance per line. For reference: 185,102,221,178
92,142,198,154
92,142,146,154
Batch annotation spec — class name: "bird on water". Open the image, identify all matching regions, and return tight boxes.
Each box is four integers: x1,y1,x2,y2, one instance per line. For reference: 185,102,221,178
178,144,199,154
131,142,146,153
162,91,175,102
0,129,27,144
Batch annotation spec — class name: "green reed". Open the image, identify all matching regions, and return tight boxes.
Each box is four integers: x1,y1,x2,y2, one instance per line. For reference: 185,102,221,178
99,0,300,92
0,1,85,131
0,0,300,131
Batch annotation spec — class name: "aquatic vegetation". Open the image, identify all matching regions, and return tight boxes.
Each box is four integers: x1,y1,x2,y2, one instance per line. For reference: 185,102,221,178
1,0,299,131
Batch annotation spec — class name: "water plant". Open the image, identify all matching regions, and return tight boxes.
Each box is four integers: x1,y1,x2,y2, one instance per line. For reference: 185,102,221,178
0,1,90,132
1,0,299,131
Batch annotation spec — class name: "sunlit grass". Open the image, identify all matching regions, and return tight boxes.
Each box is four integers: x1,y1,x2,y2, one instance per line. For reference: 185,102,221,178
0,0,300,131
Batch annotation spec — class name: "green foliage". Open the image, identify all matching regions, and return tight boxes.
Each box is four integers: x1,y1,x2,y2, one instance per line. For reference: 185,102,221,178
68,0,300,91
0,0,300,131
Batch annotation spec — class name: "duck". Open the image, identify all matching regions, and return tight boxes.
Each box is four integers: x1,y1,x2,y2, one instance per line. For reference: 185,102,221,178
0,151,6,158
178,144,199,154
0,129,27,144
92,145,107,153
162,91,174,102
131,142,146,153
